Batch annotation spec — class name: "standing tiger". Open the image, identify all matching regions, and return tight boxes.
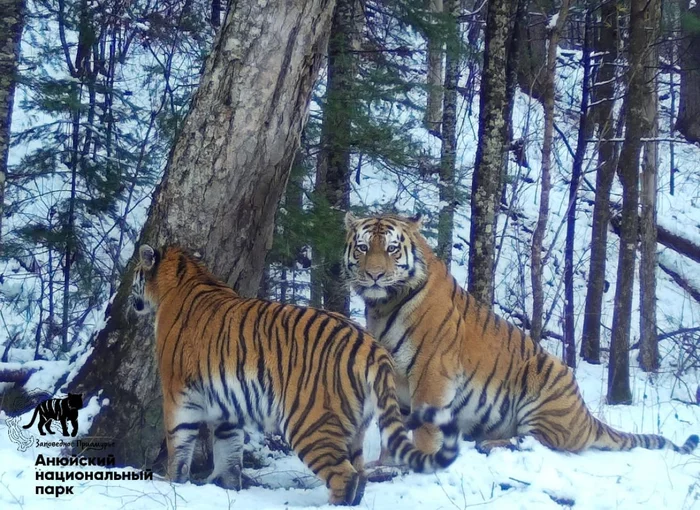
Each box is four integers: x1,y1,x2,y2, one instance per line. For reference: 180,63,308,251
23,393,83,437
130,244,459,506
342,213,698,457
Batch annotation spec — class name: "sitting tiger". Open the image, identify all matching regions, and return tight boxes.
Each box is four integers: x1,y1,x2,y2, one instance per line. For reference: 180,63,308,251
342,213,698,458
23,393,83,437
130,244,459,506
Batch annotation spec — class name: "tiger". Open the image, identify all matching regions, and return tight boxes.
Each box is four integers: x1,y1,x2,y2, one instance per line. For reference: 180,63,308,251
342,212,698,459
130,244,460,506
23,393,83,437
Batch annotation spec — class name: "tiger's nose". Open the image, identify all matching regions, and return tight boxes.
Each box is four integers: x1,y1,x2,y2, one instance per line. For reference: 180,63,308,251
366,268,385,281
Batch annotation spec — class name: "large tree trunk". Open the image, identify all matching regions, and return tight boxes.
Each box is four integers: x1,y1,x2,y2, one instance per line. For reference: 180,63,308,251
0,0,25,246
530,0,569,343
639,0,661,372
314,0,361,316
468,0,510,306
677,4,700,144
608,0,656,405
68,0,335,469
436,0,459,264
580,0,618,364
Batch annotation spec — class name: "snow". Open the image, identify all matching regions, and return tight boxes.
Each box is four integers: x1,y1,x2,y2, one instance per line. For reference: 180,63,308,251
548,13,560,30
0,356,698,509
2,5,700,510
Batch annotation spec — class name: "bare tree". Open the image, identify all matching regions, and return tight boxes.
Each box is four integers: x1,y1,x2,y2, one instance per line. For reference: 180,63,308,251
581,0,618,364
608,0,658,404
563,8,592,369
69,0,335,468
530,0,570,343
639,0,661,372
0,0,24,246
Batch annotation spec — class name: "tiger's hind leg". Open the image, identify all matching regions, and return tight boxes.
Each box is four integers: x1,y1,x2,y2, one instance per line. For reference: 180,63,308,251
511,354,589,452
165,419,201,484
290,426,365,505
206,423,253,491
349,418,369,473
41,417,53,435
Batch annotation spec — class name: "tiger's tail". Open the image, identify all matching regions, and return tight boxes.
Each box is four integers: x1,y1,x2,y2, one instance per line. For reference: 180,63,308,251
22,407,40,429
591,418,698,454
370,356,459,473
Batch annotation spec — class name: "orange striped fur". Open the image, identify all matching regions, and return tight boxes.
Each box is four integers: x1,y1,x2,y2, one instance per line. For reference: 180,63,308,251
343,213,698,457
130,244,459,505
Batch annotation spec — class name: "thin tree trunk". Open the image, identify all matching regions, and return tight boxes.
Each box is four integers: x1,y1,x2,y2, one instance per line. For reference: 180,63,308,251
669,36,676,196
62,83,81,353
314,0,361,316
468,0,510,306
423,0,444,135
608,0,656,405
0,0,25,247
530,0,569,343
436,0,459,264
69,0,335,469
563,10,591,369
580,0,618,364
639,0,661,372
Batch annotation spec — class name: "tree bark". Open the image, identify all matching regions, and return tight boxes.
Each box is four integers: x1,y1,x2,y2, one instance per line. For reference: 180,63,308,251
423,0,443,135
639,0,661,372
580,0,617,364
0,0,25,247
530,0,569,343
314,0,361,316
515,0,549,102
563,10,591,369
608,0,654,405
436,0,459,264
676,4,700,144
68,0,335,469
468,0,510,306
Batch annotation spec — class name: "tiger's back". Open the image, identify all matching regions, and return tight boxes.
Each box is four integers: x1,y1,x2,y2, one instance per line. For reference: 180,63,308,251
131,244,459,505
343,213,698,456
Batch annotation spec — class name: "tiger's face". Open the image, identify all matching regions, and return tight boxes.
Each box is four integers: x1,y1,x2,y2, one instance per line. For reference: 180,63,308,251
66,393,83,410
131,244,158,314
343,213,427,302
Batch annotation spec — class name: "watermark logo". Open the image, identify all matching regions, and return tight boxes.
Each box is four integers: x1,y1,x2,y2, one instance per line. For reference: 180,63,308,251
23,393,83,437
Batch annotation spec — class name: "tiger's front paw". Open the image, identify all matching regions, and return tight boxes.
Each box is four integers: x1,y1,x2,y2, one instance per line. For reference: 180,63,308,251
207,469,256,491
475,438,518,455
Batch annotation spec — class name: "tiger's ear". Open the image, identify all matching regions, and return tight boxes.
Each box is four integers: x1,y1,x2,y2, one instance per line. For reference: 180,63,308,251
344,212,358,230
408,213,425,230
139,244,156,270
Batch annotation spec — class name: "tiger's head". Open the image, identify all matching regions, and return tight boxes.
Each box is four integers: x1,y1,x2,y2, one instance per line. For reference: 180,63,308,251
343,213,428,303
131,244,160,315
66,393,83,411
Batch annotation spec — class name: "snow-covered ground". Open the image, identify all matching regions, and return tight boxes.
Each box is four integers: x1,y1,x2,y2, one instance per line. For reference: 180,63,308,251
1,355,698,509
